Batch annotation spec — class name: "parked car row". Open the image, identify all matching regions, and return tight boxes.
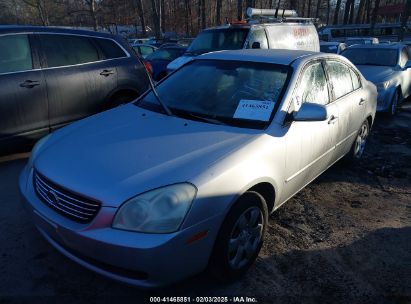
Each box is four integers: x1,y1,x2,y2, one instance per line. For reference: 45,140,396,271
340,43,411,115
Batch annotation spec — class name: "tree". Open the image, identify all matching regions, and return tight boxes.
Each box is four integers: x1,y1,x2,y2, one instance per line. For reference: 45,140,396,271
333,0,342,24
400,0,411,41
134,0,146,36
84,0,98,30
343,0,353,24
237,0,243,20
326,0,330,24
150,0,161,37
356,0,366,24
370,0,380,34
21,0,50,26
216,0,222,25
201,0,206,29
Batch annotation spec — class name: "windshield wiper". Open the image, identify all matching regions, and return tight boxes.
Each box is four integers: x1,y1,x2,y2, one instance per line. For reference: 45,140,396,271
136,55,174,116
173,110,226,125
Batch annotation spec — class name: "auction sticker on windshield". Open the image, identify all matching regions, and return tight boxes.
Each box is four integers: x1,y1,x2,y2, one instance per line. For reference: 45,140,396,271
233,99,275,121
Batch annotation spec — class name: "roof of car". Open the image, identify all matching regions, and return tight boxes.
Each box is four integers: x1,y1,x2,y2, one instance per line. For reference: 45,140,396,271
198,49,317,65
347,43,405,50
0,25,116,39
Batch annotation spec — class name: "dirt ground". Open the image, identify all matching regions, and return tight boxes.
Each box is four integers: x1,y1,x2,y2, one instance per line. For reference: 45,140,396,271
0,103,410,304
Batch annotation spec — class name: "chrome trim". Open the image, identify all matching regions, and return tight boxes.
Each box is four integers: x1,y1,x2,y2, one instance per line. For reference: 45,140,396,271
0,31,131,76
36,174,99,207
35,179,95,213
35,185,90,220
34,171,100,222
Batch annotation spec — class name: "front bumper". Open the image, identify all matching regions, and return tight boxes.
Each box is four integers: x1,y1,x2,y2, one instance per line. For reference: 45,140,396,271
19,165,223,288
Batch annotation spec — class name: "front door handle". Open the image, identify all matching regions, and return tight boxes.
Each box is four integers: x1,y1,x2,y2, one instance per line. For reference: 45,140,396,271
328,115,338,124
20,80,40,88
359,98,366,105
100,69,114,77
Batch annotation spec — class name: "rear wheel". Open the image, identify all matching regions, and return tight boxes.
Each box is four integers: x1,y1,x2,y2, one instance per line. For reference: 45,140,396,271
347,120,369,161
209,191,268,281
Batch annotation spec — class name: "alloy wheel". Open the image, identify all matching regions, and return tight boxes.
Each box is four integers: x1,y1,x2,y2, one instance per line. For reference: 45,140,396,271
228,207,263,270
354,122,369,159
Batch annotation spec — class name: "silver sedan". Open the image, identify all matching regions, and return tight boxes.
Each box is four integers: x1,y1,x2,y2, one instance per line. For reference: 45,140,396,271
341,43,411,115
19,49,377,287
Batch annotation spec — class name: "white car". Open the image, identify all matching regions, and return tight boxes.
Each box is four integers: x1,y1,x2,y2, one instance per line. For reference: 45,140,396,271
20,49,376,287
342,43,411,115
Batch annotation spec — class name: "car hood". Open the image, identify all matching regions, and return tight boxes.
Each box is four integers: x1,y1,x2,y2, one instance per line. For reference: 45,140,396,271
356,65,396,83
34,105,259,207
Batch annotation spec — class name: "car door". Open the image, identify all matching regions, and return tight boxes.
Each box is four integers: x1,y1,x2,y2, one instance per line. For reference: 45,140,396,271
324,60,362,160
282,60,338,201
38,33,117,129
0,33,48,152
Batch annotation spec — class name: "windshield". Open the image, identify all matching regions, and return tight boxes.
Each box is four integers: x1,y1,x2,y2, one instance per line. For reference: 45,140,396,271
186,29,249,55
341,48,398,66
146,48,184,61
136,60,289,129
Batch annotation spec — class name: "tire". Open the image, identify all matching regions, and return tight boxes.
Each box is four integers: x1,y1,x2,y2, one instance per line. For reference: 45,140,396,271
209,191,268,282
347,119,370,161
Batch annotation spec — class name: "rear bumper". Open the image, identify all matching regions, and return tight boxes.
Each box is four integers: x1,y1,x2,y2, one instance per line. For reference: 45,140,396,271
19,165,223,288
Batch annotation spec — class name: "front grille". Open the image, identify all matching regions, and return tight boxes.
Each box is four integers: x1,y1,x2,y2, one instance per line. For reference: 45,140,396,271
33,171,101,223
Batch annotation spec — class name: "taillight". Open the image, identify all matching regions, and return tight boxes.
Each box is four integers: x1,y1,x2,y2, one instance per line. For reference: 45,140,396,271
143,61,153,76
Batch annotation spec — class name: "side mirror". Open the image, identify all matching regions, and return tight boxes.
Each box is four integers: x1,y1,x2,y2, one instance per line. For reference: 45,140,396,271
403,60,411,70
293,102,328,122
251,42,261,49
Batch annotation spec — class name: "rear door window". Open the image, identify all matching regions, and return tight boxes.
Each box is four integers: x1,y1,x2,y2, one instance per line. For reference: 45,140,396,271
93,38,127,59
326,61,354,100
0,34,33,74
349,69,361,90
40,34,99,68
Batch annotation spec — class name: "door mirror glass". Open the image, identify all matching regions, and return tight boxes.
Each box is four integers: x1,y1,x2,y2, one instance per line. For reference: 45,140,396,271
293,102,328,122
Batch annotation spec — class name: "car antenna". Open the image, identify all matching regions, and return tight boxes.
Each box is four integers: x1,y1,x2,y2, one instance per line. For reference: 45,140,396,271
136,55,174,116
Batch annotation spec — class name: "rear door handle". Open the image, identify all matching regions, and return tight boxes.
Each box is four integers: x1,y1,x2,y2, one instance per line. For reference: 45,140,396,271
100,69,114,77
20,80,40,88
328,115,338,124
359,98,366,105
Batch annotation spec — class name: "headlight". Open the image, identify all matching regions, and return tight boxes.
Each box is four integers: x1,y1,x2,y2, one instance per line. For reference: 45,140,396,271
377,80,392,90
27,134,51,168
112,183,197,233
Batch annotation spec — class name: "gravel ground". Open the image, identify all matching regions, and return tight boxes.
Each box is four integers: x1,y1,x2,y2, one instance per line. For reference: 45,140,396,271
0,103,410,304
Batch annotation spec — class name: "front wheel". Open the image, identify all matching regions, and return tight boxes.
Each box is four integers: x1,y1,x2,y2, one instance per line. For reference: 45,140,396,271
347,120,370,161
209,191,268,281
